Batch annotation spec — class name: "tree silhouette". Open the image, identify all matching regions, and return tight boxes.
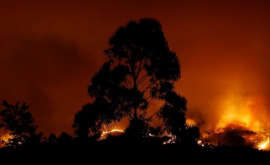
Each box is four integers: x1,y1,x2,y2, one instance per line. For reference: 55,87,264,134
0,100,41,149
74,18,187,141
58,132,72,144
73,102,105,139
48,133,58,143
180,125,200,145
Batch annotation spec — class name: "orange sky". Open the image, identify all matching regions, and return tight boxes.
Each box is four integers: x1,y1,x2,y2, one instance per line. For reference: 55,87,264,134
0,0,270,137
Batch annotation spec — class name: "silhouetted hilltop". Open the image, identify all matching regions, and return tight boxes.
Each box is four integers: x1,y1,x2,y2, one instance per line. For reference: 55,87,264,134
1,136,270,164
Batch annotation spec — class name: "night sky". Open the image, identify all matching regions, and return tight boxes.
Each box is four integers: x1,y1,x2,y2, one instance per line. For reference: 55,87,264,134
1,0,270,138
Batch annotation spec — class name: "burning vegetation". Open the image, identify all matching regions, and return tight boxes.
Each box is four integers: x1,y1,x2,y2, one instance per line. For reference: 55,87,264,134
181,92,269,151
99,129,125,140
94,115,270,151
0,132,10,148
199,123,269,150
191,94,270,151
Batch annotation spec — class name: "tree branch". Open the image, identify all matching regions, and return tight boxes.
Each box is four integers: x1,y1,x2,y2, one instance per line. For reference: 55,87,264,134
141,79,157,95
125,76,133,88
145,108,162,120
136,73,148,86
135,60,143,81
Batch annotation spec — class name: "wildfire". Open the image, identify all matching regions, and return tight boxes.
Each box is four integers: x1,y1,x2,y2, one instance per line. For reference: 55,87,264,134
199,123,269,150
186,119,197,126
0,132,11,148
257,137,270,150
99,129,125,140
0,133,10,142
193,93,270,151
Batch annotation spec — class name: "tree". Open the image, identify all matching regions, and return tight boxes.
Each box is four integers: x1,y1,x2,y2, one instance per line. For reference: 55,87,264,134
48,133,58,143
58,132,72,144
73,18,187,141
0,100,41,149
73,101,106,139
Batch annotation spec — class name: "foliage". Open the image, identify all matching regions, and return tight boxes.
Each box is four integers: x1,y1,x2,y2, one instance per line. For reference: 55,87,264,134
73,101,110,139
48,133,57,143
0,100,41,148
58,132,72,143
74,18,188,141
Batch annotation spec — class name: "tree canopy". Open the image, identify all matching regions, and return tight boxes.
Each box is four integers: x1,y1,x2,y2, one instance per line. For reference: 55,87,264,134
73,18,188,142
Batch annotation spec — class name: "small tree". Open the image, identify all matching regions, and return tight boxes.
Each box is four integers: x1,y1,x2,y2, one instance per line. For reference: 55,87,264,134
0,100,40,149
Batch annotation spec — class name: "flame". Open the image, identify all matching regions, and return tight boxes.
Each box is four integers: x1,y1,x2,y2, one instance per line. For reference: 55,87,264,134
162,134,176,145
200,123,270,150
99,129,125,140
258,137,270,150
186,119,197,126
1,133,10,142
217,95,260,132
197,140,204,146
196,93,270,150
110,129,125,133
0,132,11,148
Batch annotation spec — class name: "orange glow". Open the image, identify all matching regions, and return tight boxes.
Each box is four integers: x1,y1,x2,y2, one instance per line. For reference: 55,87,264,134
258,137,270,150
216,93,266,132
0,133,11,148
0,133,10,141
197,92,270,150
0,1,270,145
186,119,197,126
99,129,125,140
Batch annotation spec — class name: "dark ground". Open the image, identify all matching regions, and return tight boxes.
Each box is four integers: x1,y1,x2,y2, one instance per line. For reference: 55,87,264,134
1,137,270,164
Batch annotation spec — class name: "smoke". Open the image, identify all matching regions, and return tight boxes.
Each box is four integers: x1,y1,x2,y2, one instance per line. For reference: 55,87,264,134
0,35,96,137
173,4,270,134
203,123,261,147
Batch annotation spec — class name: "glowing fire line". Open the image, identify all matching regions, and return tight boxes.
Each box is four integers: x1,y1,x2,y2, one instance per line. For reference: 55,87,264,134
99,129,125,140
